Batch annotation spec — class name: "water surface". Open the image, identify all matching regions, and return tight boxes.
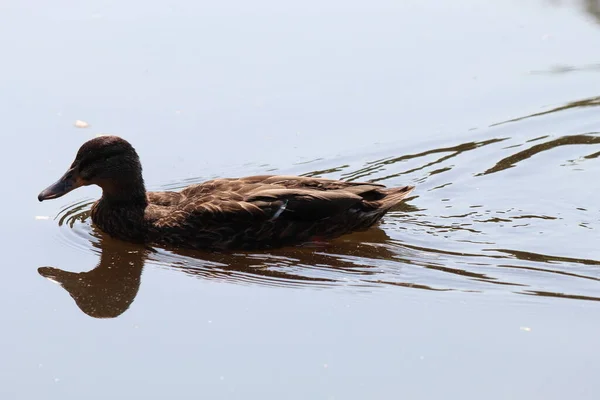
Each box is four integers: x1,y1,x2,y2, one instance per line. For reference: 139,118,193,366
1,1,600,399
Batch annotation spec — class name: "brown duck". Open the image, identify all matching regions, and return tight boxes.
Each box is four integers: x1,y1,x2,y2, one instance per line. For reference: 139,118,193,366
38,136,414,250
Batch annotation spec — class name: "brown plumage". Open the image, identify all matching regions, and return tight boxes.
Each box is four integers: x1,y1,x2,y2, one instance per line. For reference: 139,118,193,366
38,136,414,250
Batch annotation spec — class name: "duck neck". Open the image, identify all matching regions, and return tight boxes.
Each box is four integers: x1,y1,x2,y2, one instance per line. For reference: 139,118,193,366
95,170,148,206
100,181,148,208
91,178,148,242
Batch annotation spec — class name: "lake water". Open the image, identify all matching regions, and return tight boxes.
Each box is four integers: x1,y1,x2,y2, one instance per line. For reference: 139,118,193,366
2,1,600,399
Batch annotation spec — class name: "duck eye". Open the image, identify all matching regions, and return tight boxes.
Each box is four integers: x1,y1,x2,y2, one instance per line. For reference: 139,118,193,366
78,160,90,172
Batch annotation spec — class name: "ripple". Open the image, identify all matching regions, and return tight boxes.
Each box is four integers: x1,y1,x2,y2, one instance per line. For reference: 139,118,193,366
53,200,421,291
42,95,600,314
54,199,99,255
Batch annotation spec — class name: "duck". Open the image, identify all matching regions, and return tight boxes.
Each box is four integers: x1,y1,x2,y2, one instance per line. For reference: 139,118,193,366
38,136,414,250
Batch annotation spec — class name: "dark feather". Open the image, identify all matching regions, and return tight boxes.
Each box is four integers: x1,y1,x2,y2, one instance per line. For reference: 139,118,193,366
142,176,414,249
39,136,415,250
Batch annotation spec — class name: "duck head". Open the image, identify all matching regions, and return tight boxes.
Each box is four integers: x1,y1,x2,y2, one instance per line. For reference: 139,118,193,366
38,135,145,202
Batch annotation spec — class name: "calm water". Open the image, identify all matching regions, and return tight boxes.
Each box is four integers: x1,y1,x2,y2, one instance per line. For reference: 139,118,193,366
2,1,600,399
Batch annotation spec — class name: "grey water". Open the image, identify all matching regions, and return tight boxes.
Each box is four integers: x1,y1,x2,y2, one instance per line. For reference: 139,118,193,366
1,1,600,399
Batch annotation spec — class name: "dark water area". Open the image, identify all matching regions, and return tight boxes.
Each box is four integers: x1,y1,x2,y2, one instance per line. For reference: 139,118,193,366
2,1,600,399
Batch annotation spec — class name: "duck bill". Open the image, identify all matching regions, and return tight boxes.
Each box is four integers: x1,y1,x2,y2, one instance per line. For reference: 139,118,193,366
38,168,81,202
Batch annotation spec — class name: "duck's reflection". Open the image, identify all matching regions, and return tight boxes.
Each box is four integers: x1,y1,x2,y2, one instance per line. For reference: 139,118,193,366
38,237,147,319
38,222,409,319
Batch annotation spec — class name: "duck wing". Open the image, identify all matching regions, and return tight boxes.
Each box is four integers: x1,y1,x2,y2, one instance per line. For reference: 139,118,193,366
245,188,373,220
175,175,396,221
147,175,413,249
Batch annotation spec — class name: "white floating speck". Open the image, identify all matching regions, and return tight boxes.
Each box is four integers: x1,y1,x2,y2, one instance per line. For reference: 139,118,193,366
520,326,532,332
35,216,50,220
54,378,60,383
74,120,90,128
